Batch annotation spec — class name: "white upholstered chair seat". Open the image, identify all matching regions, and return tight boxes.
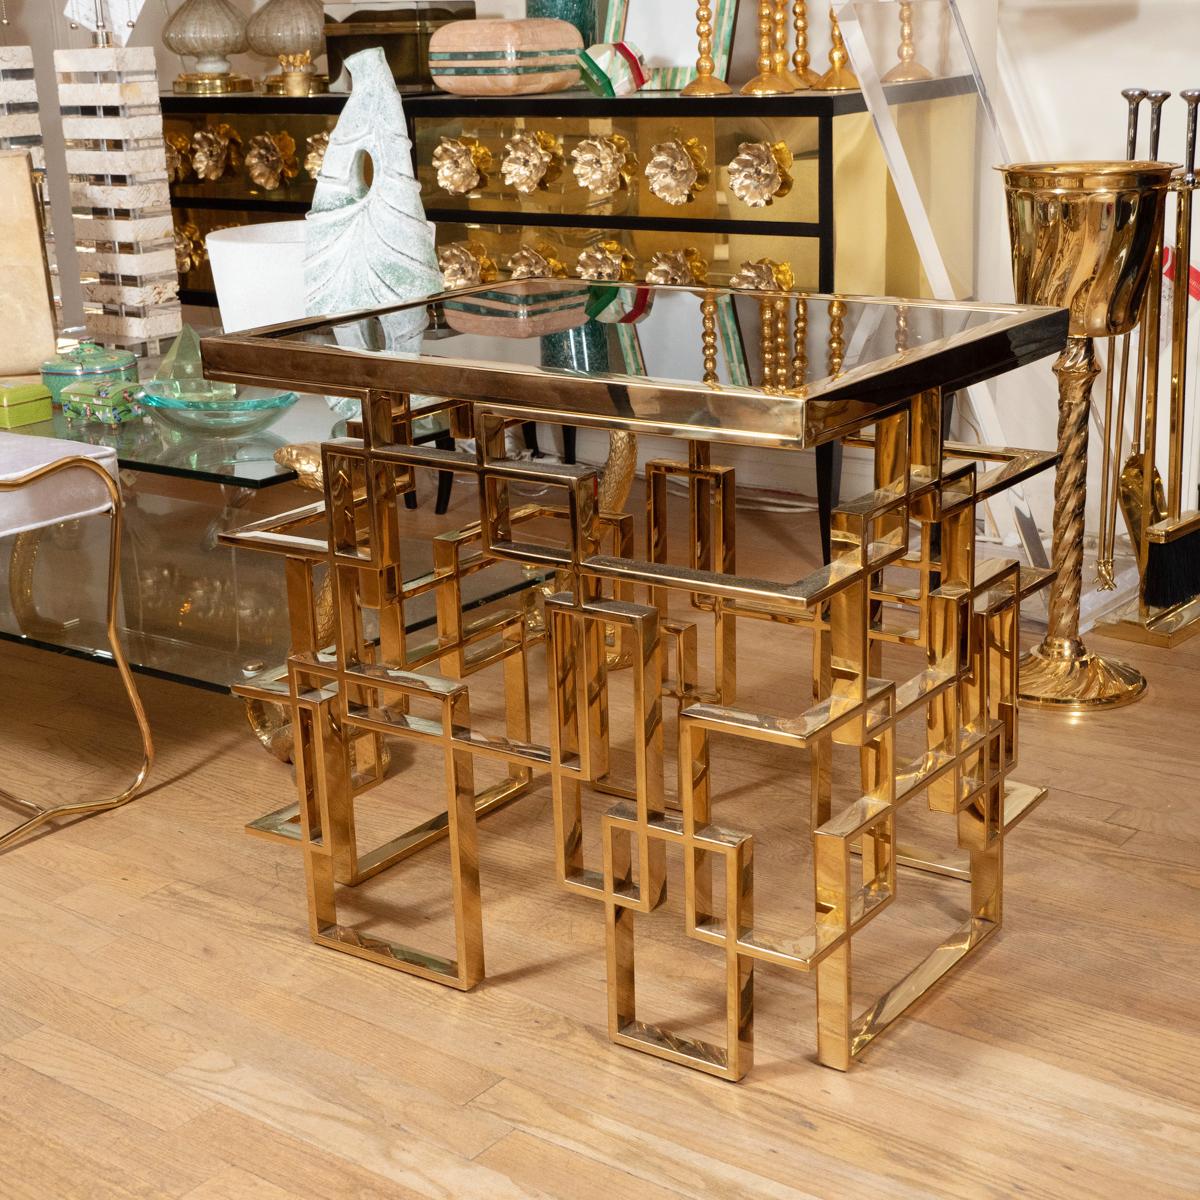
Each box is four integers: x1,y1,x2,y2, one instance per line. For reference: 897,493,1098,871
0,431,119,538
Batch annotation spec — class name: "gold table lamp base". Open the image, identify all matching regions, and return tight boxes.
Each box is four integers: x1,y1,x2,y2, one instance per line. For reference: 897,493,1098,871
1018,638,1147,712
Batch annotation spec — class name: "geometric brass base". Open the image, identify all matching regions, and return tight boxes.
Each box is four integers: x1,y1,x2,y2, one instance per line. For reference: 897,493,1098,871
1018,638,1148,712
1095,593,1200,648
173,72,255,95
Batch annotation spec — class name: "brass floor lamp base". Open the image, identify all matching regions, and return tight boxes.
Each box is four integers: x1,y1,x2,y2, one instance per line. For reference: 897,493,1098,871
1018,641,1147,712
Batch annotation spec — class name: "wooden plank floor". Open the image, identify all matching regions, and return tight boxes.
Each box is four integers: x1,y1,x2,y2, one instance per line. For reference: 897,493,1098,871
1,480,1198,1199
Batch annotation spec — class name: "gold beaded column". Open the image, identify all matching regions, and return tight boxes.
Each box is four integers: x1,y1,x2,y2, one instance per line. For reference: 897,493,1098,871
682,0,732,97
815,7,859,92
790,1,821,89
743,0,796,95
882,0,932,83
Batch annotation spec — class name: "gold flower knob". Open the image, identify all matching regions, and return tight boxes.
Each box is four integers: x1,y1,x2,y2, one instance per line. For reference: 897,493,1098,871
645,138,708,206
439,240,498,289
501,130,562,195
165,133,191,184
507,244,567,280
174,221,205,275
433,136,493,196
644,249,709,287
576,240,636,282
246,131,298,191
727,140,793,208
570,134,637,197
191,123,242,182
305,130,330,180
730,258,795,291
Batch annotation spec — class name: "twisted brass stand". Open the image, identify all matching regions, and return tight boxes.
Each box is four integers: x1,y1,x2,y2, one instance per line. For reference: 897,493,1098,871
1018,337,1147,708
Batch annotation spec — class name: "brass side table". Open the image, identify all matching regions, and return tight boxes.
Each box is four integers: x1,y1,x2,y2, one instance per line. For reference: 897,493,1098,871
204,281,1066,1078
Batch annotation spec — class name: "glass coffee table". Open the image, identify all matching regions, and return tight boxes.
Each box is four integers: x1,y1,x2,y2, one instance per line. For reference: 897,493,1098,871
0,393,533,694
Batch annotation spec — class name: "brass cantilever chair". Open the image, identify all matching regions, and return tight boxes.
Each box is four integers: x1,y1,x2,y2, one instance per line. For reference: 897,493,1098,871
0,432,153,850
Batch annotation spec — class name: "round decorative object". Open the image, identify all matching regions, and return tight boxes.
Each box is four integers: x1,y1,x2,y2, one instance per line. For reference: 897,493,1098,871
304,130,330,179
507,245,566,280
433,136,493,196
40,340,138,407
191,123,242,181
644,248,708,287
439,241,498,289
731,258,795,291
501,131,562,195
645,138,708,206
727,140,794,208
428,18,583,97
165,133,192,183
576,240,636,282
246,131,299,191
570,134,636,197
246,0,328,95
163,0,252,92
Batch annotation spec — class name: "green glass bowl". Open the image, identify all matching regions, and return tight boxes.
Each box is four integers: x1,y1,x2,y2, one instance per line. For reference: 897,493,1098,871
140,379,298,434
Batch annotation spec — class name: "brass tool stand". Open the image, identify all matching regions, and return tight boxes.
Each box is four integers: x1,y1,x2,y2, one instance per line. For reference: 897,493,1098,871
1002,162,1175,711
211,283,1062,1079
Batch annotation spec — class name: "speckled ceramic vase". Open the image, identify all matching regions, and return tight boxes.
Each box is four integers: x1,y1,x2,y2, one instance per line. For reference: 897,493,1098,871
540,317,609,375
525,0,597,45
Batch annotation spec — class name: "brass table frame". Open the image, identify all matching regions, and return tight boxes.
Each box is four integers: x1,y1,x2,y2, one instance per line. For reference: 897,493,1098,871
206,285,1066,1078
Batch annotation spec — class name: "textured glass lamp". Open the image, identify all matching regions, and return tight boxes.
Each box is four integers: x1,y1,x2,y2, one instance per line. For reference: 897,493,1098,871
162,0,253,94
246,0,328,95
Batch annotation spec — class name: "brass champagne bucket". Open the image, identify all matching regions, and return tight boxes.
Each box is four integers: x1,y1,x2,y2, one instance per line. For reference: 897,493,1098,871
1001,161,1174,711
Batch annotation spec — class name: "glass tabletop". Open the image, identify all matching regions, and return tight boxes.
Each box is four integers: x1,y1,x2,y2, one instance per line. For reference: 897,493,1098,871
6,393,354,489
202,281,1068,450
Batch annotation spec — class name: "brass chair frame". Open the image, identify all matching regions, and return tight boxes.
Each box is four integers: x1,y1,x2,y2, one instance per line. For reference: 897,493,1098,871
0,455,154,851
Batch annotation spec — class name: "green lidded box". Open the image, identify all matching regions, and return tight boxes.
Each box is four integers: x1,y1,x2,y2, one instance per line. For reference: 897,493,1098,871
41,340,139,407
0,382,53,429
60,379,145,426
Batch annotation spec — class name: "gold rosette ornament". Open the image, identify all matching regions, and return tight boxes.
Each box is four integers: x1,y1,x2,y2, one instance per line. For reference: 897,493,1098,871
501,130,562,195
644,248,709,287
246,131,299,191
439,241,498,289
191,123,243,181
731,258,796,291
728,140,793,208
305,130,330,179
165,133,191,183
570,134,637,197
174,221,205,276
507,244,567,280
645,137,709,206
433,136,493,196
577,240,636,282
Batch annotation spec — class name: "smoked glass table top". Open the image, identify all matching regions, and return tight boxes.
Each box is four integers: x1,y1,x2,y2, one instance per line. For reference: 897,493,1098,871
201,281,1069,449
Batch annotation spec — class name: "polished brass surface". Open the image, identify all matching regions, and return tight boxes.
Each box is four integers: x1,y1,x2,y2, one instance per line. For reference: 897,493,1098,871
1003,162,1173,710
172,70,254,95
0,458,153,851
681,0,732,98
814,7,858,92
215,282,1058,1079
881,0,931,84
742,0,796,96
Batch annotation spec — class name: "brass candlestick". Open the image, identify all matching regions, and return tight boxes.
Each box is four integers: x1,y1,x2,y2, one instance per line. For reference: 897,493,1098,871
815,7,858,92
881,0,932,83
790,0,820,89
681,0,732,97
1002,161,1174,711
743,0,796,95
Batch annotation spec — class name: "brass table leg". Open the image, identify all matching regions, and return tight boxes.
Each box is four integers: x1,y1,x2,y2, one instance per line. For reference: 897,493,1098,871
1018,336,1148,710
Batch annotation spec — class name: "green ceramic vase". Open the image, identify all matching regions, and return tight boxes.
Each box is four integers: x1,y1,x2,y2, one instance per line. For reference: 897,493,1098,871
525,0,597,45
